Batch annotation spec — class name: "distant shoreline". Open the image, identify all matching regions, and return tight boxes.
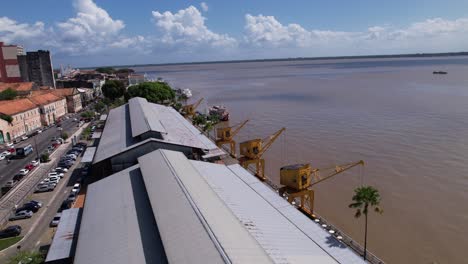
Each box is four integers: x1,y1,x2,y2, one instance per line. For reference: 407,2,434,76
82,51,468,69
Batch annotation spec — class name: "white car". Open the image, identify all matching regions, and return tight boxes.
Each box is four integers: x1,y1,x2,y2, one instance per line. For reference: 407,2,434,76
36,129,42,134
9,210,33,221
54,167,68,173
71,183,81,193
31,160,40,167
21,136,28,141
2,151,11,156
48,172,64,178
18,169,29,176
48,176,60,182
5,142,14,147
0,155,5,161
57,127,63,131
50,213,62,227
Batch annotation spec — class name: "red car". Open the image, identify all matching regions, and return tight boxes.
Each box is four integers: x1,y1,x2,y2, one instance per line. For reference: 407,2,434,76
8,148,15,153
24,164,34,170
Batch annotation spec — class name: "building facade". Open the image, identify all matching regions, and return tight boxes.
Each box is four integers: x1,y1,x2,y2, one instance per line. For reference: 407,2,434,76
29,92,67,126
0,98,41,143
0,42,22,83
18,50,56,88
51,88,83,113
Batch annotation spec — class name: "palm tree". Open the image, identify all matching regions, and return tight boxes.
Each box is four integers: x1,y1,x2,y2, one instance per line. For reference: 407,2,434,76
349,185,383,261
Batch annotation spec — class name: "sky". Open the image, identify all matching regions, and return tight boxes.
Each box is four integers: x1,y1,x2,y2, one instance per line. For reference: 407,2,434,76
1,0,468,67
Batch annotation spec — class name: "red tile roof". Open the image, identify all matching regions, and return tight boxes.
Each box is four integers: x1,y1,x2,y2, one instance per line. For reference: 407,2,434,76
29,91,64,106
0,98,38,115
0,82,34,92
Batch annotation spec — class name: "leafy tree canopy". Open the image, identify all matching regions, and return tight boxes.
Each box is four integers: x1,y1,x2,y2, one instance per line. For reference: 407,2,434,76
0,113,13,124
102,80,126,100
125,82,175,104
8,250,44,264
0,88,18,101
95,67,116,74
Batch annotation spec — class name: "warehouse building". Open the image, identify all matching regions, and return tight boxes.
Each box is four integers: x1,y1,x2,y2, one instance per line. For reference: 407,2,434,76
91,97,224,180
75,149,365,264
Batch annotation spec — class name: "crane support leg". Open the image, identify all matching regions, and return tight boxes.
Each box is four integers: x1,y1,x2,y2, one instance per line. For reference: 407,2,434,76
278,187,315,217
240,158,266,181
216,140,237,157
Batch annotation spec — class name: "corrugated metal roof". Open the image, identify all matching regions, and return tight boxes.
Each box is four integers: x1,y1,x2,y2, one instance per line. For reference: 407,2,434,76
192,161,366,264
138,149,273,264
93,98,223,164
45,208,81,263
129,97,166,137
74,165,168,264
81,147,96,163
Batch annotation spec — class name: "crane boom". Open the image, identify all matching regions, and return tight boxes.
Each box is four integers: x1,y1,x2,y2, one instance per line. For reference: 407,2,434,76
309,160,364,187
258,127,286,157
231,120,249,138
193,98,203,110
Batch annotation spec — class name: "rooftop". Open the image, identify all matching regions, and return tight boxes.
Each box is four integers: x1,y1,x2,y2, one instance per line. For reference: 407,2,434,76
29,91,64,105
93,97,224,164
0,82,34,92
0,98,38,115
45,208,81,263
51,88,78,97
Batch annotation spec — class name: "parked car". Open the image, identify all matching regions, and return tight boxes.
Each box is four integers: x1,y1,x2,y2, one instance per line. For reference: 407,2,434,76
59,200,73,212
50,213,62,227
4,180,18,188
57,162,72,169
13,138,21,144
12,174,24,182
36,129,42,134
16,203,40,213
47,176,60,185
0,225,21,238
66,192,77,203
65,154,77,160
54,167,68,173
9,210,33,221
71,183,81,193
35,184,54,193
24,164,34,171
48,172,64,178
27,200,42,208
5,142,14,147
18,169,29,176
0,155,5,160
1,151,11,156
57,127,63,131
21,136,28,141
31,160,40,166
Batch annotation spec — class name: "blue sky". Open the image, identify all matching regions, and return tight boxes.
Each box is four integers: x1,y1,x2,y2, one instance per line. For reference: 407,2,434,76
1,0,468,67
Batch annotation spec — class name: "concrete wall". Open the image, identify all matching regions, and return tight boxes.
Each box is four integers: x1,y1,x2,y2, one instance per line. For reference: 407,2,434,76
10,107,41,139
40,98,67,126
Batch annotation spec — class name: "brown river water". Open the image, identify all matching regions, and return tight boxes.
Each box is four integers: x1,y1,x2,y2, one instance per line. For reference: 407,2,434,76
134,57,468,263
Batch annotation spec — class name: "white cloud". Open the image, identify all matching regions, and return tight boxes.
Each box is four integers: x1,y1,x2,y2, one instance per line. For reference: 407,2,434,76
0,17,46,44
200,2,209,12
152,6,236,47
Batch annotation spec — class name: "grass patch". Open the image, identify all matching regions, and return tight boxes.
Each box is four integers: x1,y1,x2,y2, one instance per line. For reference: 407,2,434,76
0,236,22,251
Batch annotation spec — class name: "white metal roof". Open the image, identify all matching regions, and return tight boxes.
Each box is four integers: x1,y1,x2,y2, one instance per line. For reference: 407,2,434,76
45,208,81,263
74,165,168,264
129,97,166,137
137,149,273,264
81,147,96,163
192,161,366,264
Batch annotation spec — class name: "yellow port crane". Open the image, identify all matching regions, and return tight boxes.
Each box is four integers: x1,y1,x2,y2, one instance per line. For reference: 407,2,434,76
216,120,249,157
279,160,364,217
239,127,286,181
182,98,204,118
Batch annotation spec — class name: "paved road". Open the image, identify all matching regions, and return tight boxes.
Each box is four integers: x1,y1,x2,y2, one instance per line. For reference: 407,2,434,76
0,115,80,188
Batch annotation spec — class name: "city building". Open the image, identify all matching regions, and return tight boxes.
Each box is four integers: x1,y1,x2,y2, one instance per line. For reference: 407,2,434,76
0,42,22,83
18,50,56,88
92,97,225,179
0,82,36,97
75,149,365,263
51,88,83,113
29,91,67,126
0,98,41,142
77,88,94,106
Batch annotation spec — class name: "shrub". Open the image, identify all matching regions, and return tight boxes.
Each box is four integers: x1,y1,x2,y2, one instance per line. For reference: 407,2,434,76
40,153,50,163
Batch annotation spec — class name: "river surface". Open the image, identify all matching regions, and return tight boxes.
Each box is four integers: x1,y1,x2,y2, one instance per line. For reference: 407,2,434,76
133,57,468,263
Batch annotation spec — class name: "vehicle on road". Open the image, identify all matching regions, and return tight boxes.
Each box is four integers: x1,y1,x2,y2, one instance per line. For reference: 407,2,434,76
0,155,5,160
54,167,68,173
5,142,14,147
35,184,54,193
48,172,64,178
13,138,21,144
16,144,33,157
47,176,60,184
18,169,29,176
57,162,72,169
65,154,77,160
1,151,11,156
72,183,81,193
12,174,24,181
25,164,34,171
59,200,73,212
21,136,28,141
4,180,18,188
37,129,42,134
31,160,40,166
16,203,40,213
0,225,21,238
73,118,78,122
27,200,43,208
57,127,63,131
66,193,77,203
50,213,62,227
9,210,33,221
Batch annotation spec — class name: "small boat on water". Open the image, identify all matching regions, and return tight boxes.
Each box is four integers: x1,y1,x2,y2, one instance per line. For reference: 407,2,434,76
433,71,447,74
182,88,192,98
209,105,230,121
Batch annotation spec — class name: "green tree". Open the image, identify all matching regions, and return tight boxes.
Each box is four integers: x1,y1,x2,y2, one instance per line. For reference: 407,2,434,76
102,80,126,100
40,153,50,163
8,250,44,264
125,82,175,104
61,132,69,140
0,88,18,100
94,100,106,113
95,67,116,74
80,111,95,119
0,113,13,124
349,185,383,261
